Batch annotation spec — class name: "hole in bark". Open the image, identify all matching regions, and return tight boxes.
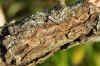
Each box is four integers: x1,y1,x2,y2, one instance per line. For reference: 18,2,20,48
0,44,7,62
73,37,81,42
0,26,10,63
60,43,70,50
86,29,94,37
11,59,16,65
1,26,10,36
65,34,69,39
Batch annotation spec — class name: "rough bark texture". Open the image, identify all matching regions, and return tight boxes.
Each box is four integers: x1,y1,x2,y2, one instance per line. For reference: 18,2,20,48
0,1,100,66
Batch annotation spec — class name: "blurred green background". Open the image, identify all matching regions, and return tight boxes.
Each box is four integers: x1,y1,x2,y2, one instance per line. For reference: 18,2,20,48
0,0,100,66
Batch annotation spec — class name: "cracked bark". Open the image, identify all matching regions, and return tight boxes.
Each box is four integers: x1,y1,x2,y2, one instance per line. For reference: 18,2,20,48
0,1,100,66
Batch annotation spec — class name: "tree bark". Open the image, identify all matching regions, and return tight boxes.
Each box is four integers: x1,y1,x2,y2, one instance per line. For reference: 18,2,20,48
0,1,100,66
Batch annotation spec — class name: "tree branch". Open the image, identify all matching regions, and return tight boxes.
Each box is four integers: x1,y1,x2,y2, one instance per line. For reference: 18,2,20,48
0,0,100,66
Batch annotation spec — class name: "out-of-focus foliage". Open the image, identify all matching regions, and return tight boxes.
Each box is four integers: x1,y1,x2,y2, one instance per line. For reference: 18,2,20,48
37,43,100,66
1,0,100,66
65,0,83,6
72,46,85,64
0,0,4,5
2,0,84,22
2,0,57,22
